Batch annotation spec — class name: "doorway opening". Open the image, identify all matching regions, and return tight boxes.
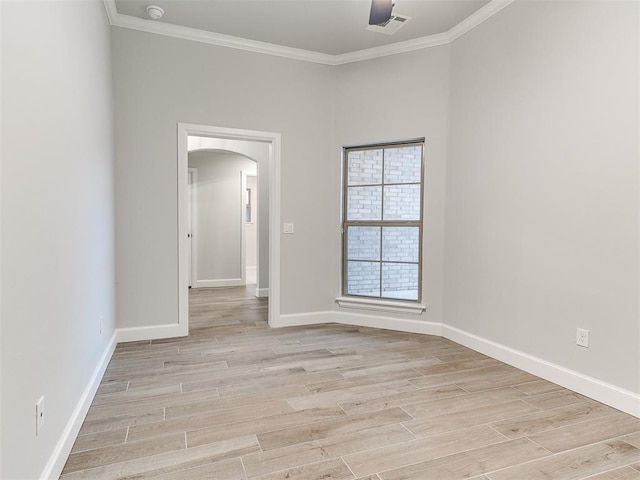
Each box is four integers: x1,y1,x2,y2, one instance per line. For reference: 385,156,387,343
187,150,258,289
177,123,281,334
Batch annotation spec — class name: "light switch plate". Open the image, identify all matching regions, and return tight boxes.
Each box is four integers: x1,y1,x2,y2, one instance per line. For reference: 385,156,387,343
283,223,294,234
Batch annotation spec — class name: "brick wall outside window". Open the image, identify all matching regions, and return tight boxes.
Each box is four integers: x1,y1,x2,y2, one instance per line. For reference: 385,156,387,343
343,142,423,301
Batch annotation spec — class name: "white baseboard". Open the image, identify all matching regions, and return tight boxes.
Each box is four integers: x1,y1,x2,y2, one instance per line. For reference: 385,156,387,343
274,310,442,336
274,310,639,418
41,322,188,478
116,323,187,343
194,278,244,288
273,311,334,327
43,309,640,480
336,311,442,335
255,288,269,298
40,331,117,480
441,325,640,418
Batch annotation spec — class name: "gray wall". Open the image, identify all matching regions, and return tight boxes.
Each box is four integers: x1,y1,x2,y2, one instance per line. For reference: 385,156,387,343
112,28,336,328
0,1,116,478
188,150,256,283
334,46,451,324
444,0,639,392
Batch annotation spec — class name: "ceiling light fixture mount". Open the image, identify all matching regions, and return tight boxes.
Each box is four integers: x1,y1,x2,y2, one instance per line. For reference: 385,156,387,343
146,5,164,20
369,0,395,25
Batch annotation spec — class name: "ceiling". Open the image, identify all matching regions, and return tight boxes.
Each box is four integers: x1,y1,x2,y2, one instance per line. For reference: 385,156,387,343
112,0,493,57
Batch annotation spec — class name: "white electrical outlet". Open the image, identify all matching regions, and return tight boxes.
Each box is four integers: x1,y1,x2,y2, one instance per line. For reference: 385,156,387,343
283,223,294,234
576,328,590,348
36,396,45,436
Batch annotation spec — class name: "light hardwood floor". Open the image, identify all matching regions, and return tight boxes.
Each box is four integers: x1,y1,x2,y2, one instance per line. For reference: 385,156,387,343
60,286,640,479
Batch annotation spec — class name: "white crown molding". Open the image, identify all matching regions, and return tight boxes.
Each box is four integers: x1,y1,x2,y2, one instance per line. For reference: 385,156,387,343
333,32,450,65
103,0,335,65
103,0,517,65
102,0,117,24
448,0,517,42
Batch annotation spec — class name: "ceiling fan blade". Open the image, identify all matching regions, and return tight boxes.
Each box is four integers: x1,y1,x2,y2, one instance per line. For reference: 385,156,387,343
369,0,394,25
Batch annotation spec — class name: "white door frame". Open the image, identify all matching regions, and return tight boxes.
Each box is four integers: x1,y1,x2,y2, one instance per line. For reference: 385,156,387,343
240,170,248,286
177,123,281,331
188,168,198,288
243,172,258,285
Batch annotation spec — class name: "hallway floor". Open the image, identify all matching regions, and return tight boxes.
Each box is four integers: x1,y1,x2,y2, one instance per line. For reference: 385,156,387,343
60,287,640,479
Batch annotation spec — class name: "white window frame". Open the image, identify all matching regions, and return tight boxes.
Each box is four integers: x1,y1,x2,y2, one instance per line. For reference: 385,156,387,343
337,139,427,314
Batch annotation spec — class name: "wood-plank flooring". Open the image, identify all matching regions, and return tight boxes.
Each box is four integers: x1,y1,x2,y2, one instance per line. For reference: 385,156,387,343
60,286,640,479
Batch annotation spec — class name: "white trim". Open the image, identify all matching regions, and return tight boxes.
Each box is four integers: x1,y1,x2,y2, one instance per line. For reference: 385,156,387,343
637,0,640,431
40,312,640,480
336,311,441,335
177,126,190,338
42,312,640,480
447,0,516,42
244,172,259,289
268,137,280,323
116,323,187,343
105,1,334,65
255,288,270,298
0,0,3,474
102,0,117,24
273,310,639,418
246,265,257,284
39,332,117,480
442,325,640,418
335,296,426,315
178,123,280,328
273,310,442,336
194,278,245,288
188,168,198,288
103,0,516,66
332,33,450,65
274,311,335,327
240,171,248,286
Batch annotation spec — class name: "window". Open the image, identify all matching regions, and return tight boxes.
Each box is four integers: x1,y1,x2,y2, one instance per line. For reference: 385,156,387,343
342,140,424,302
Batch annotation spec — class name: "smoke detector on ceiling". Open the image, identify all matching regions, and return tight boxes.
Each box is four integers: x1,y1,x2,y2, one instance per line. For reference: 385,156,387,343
146,5,164,20
366,14,411,35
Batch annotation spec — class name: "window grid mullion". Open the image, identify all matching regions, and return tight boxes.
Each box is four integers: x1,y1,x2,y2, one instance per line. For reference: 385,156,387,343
379,148,385,296
347,181,421,188
348,259,419,266
344,221,420,227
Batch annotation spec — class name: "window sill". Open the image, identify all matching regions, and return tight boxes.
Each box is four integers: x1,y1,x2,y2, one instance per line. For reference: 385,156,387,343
335,296,426,315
